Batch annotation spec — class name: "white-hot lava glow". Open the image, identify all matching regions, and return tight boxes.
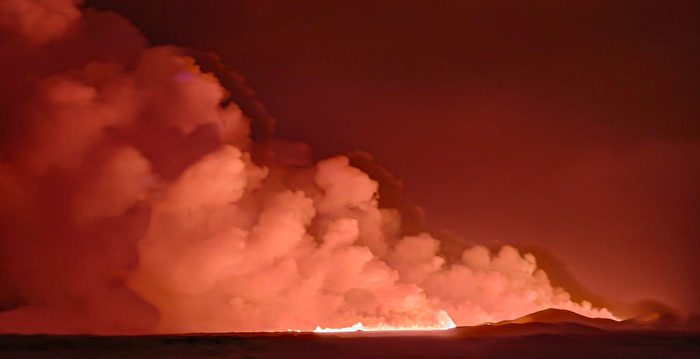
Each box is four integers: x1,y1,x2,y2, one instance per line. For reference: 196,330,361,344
313,310,457,333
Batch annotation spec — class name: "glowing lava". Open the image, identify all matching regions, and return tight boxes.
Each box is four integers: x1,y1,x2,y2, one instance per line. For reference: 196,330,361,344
313,310,456,333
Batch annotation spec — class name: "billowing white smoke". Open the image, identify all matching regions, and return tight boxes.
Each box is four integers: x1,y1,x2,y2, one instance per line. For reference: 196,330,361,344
0,0,613,334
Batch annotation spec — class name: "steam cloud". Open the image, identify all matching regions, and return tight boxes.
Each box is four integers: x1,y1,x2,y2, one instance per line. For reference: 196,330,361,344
0,0,613,334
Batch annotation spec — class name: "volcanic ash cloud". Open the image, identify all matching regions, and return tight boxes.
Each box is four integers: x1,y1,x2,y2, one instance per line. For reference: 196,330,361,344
0,0,613,334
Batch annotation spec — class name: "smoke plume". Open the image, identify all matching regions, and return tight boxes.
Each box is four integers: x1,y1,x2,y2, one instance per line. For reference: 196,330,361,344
0,0,614,334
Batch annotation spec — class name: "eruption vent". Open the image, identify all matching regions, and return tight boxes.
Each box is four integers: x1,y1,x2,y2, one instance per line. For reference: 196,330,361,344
0,0,615,334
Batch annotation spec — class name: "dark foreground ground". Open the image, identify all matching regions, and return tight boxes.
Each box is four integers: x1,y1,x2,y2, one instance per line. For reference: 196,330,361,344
1,329,698,359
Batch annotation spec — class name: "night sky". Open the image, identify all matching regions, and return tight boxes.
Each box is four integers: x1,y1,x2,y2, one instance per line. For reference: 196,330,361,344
86,0,699,313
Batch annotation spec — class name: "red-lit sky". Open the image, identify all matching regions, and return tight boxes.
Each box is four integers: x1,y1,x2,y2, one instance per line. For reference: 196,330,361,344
83,0,700,313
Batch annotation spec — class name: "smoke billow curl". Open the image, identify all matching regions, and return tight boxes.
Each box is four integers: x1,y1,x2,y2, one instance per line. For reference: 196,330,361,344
0,0,613,334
